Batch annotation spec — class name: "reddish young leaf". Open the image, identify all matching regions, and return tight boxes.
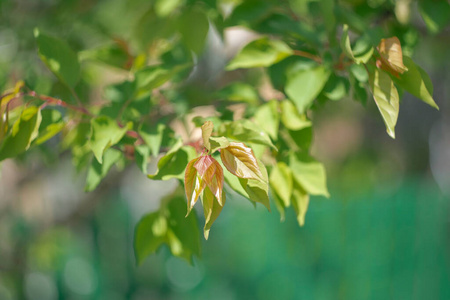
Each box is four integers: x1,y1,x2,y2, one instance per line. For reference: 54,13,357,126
184,157,206,215
207,159,224,206
220,142,264,182
377,37,408,76
202,187,226,240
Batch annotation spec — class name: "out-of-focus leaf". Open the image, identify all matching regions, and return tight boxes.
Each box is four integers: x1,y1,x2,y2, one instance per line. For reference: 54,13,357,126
395,56,438,110
369,69,399,139
139,123,166,157
201,121,213,151
135,144,151,173
226,37,293,70
289,152,329,198
79,41,132,70
377,37,408,76
285,66,330,113
340,24,355,60
155,0,183,17
216,82,259,104
134,212,168,265
291,183,310,226
349,64,368,82
85,148,122,192
322,74,349,101
34,109,65,145
220,120,276,150
280,100,311,131
220,142,264,182
418,0,450,34
269,162,292,207
254,100,279,140
178,8,209,53
209,136,230,153
202,188,225,240
89,116,128,163
148,141,197,180
0,106,41,161
135,64,190,92
34,29,80,88
271,190,286,222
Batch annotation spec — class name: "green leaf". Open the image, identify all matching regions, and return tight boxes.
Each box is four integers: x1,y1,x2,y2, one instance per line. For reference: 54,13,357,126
340,24,355,60
269,162,293,207
226,37,293,70
209,136,230,154
418,0,450,34
148,142,197,180
291,183,310,226
280,100,312,131
155,0,183,17
238,159,270,211
34,29,80,88
216,82,259,104
220,120,277,150
178,8,209,54
85,148,122,192
271,190,286,222
202,188,226,240
220,142,264,182
254,100,279,140
89,116,128,163
135,64,190,92
285,66,331,113
135,144,151,173
0,106,42,161
79,42,132,70
34,109,65,145
340,24,373,64
289,152,329,198
395,56,438,110
139,123,166,157
201,121,214,151
134,212,169,265
322,74,349,101
368,69,399,139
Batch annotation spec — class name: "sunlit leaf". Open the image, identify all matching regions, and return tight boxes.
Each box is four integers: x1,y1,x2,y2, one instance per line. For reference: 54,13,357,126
269,162,293,207
291,183,310,226
280,100,311,131
254,100,279,140
340,24,355,60
135,144,151,173
395,56,438,110
139,123,166,157
220,142,264,182
369,69,399,139
202,188,226,240
377,37,408,76
289,152,329,198
285,66,331,113
220,120,277,150
238,158,270,211
226,37,293,70
34,109,65,145
209,136,230,154
201,121,213,151
89,116,128,163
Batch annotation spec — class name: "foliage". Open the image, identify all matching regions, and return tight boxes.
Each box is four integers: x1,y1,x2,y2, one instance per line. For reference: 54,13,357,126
0,0,446,264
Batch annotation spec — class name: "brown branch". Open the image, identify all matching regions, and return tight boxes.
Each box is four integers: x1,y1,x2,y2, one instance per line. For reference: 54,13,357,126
293,50,322,63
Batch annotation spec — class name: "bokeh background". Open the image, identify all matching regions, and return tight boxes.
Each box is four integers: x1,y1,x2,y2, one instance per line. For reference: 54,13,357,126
0,0,450,299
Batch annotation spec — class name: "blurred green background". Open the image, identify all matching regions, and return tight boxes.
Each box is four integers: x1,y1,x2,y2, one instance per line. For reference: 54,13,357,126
1,0,450,299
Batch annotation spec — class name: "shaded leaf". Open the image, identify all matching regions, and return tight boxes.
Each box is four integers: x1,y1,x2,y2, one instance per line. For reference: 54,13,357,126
209,136,230,153
226,37,293,70
139,123,166,157
254,100,279,140
269,162,292,207
202,188,226,240
178,8,209,54
34,109,65,145
238,159,270,211
34,29,80,88
291,183,310,226
135,144,151,173
89,116,128,163
220,120,277,150
134,212,168,265
280,100,311,131
216,82,259,104
395,56,438,110
369,69,399,139
85,148,122,192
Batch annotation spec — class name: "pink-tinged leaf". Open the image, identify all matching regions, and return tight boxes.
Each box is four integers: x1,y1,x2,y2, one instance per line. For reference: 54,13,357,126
202,188,226,240
195,156,224,206
184,157,206,215
220,142,264,182
207,159,224,206
377,37,408,76
194,155,214,176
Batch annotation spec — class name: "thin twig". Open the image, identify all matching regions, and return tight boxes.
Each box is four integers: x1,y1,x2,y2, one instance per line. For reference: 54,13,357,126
293,50,322,63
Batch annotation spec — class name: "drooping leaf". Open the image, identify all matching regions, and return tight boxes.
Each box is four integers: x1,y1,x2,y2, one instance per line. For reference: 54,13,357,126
322,74,349,101
178,8,209,54
220,142,264,182
238,159,270,211
377,37,408,76
135,144,151,173
340,24,355,60
134,212,169,265
89,116,128,163
85,148,122,192
280,100,312,131
291,183,310,226
0,106,42,161
289,152,329,198
34,109,65,145
184,157,205,215
201,121,214,151
269,162,293,207
369,69,399,139
202,158,224,206
209,136,230,153
254,100,279,140
149,141,197,181
34,29,80,88
285,66,331,113
202,188,226,240
394,56,438,110
139,123,166,157
271,190,286,222
220,120,277,150
226,37,293,70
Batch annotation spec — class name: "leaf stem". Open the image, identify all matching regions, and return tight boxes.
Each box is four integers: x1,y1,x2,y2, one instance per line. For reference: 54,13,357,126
293,50,322,63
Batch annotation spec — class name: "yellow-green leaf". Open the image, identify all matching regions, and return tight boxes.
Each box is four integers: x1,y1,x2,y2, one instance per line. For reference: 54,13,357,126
202,188,226,240
291,183,310,226
220,142,264,182
289,153,329,198
201,121,213,151
269,162,293,207
89,116,128,163
369,69,399,139
209,136,230,154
